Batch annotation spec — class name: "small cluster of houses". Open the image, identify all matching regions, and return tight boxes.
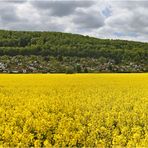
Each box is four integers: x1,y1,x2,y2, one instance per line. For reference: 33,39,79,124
0,61,45,73
96,62,146,72
0,56,146,73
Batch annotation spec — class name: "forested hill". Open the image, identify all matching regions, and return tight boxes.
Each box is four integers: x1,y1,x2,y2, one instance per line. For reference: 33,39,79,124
0,30,147,73
0,30,148,59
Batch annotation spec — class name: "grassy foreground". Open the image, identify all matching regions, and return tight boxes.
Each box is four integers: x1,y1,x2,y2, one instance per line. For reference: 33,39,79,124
0,74,148,147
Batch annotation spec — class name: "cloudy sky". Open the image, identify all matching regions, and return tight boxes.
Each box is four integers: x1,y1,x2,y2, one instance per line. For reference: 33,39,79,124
0,0,148,42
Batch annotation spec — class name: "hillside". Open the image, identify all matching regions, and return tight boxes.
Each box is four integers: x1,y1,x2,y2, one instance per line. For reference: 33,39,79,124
0,30,147,73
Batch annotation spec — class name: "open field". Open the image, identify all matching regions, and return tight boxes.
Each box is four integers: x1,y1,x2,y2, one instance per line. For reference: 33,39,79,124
0,74,148,147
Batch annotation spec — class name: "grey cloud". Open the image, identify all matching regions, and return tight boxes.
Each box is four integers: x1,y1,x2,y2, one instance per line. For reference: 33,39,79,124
73,10,104,29
8,21,65,31
111,1,148,9
2,0,27,3
31,1,95,17
0,4,20,24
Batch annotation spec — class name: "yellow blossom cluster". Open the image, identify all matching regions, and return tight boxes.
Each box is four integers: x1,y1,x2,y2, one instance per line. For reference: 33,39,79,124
0,74,148,147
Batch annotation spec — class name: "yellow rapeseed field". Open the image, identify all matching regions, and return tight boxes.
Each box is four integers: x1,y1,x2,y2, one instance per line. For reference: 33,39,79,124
0,74,148,147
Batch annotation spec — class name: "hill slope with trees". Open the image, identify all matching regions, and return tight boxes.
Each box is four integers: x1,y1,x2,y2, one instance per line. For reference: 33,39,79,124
0,30,147,73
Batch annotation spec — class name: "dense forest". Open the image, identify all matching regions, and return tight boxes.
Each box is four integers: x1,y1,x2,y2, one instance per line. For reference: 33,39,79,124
0,30,147,73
